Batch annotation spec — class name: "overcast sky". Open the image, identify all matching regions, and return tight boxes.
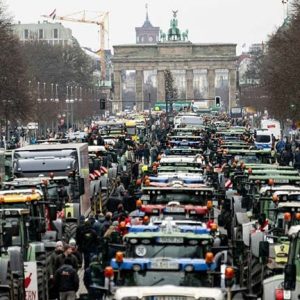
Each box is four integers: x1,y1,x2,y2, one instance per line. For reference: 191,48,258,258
5,0,287,54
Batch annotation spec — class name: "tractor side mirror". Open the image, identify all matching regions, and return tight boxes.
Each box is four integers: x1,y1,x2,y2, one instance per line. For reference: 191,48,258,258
259,241,269,259
284,264,296,291
49,204,57,221
79,177,85,196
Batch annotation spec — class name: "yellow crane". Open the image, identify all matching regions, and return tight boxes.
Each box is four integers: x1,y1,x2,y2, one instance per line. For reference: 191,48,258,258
42,10,109,83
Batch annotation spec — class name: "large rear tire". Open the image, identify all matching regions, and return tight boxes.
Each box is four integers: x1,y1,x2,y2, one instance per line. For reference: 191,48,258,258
0,293,10,300
243,257,264,299
64,222,78,242
36,252,48,300
0,260,13,300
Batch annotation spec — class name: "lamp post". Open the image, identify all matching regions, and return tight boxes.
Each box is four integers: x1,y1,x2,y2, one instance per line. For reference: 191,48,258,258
66,86,74,131
2,99,12,143
66,86,70,131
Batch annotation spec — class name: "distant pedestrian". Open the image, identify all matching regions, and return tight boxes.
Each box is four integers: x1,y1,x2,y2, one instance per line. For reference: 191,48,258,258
79,221,100,269
54,257,79,300
294,148,300,170
144,143,150,165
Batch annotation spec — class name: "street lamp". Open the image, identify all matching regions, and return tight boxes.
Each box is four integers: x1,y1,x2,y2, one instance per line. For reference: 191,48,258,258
50,83,54,102
66,86,75,130
2,99,12,142
37,82,42,103
43,82,47,102
55,83,59,103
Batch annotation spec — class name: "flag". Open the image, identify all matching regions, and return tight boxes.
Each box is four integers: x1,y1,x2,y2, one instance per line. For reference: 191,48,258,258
49,8,56,20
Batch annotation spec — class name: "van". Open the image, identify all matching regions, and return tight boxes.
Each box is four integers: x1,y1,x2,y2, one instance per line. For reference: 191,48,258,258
255,129,273,150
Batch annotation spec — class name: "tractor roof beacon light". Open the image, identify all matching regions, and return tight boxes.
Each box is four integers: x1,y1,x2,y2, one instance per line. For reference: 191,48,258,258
284,212,291,222
225,266,235,280
115,251,124,264
104,266,114,278
205,252,214,264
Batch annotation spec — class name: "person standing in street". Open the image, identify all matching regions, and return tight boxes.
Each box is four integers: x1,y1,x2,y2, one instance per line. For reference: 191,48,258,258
55,244,78,272
54,257,79,300
48,241,64,300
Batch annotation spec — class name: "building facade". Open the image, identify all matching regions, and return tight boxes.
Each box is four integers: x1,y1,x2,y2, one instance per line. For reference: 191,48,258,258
12,21,73,46
112,43,237,112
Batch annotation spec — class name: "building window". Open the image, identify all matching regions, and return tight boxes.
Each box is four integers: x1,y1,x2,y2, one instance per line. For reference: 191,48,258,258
24,29,29,39
53,28,58,39
38,29,43,39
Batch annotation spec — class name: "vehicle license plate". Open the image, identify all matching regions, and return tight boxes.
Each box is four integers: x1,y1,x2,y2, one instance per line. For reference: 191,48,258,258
151,261,179,270
157,237,183,243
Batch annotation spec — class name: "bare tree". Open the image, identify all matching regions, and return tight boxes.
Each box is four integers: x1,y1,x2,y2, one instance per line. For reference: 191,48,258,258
261,0,300,121
0,2,32,128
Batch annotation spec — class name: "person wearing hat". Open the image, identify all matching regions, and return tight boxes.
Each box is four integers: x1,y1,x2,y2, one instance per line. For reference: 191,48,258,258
69,239,82,269
47,241,64,299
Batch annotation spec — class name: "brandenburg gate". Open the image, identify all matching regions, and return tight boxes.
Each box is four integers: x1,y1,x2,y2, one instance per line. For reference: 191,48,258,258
111,12,237,112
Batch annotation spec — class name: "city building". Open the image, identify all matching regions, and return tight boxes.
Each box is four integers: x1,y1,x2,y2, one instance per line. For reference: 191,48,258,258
12,21,73,46
135,5,160,44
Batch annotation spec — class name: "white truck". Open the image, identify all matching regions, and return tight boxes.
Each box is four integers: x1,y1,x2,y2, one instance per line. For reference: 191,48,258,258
261,119,281,140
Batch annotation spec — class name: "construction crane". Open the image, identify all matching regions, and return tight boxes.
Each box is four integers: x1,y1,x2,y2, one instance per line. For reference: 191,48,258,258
42,10,109,83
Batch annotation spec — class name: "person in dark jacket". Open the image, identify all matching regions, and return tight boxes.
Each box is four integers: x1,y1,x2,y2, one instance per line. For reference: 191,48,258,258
83,255,105,300
79,221,100,269
69,239,82,269
54,257,79,300
55,244,78,272
48,241,64,300
144,143,150,165
280,147,294,166
294,147,300,170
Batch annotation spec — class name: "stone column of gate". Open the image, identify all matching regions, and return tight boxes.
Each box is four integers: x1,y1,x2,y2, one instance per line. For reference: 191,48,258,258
157,70,165,102
229,69,237,112
135,70,144,112
208,69,215,107
186,70,194,100
113,70,122,113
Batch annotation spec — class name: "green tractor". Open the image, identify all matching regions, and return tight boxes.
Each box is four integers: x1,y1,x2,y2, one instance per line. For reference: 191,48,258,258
0,208,48,300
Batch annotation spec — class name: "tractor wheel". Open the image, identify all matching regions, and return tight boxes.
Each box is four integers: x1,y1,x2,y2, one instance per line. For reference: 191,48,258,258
37,266,46,300
0,260,13,300
13,275,25,300
35,252,47,300
64,222,78,242
0,293,10,300
243,257,264,299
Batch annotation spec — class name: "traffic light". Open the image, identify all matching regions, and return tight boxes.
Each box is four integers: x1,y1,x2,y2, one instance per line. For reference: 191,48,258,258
100,98,106,110
215,96,221,107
